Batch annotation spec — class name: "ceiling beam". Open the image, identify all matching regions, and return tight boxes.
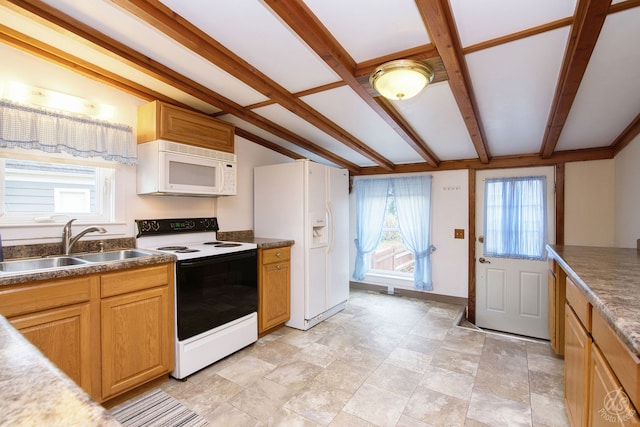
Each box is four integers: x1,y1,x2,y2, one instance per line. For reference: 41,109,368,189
539,0,612,158
264,0,440,167
110,0,395,171
415,0,491,164
3,0,361,173
611,113,640,156
357,146,614,175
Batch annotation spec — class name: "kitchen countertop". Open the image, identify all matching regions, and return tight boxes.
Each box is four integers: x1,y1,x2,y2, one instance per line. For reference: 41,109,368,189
0,252,176,287
547,244,640,356
0,315,120,426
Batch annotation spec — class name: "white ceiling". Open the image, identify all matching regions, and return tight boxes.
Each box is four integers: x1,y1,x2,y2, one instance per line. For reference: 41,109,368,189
0,0,638,173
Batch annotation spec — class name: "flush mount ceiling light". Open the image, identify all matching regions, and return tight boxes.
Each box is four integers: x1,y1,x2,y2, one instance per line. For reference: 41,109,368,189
369,59,434,101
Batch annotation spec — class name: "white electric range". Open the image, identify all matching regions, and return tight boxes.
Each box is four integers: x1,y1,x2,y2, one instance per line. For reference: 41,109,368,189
136,217,258,379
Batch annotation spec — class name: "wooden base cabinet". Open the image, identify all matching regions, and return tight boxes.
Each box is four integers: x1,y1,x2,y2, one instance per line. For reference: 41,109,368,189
258,246,291,335
0,263,174,403
565,304,591,427
100,264,174,401
0,276,95,393
548,260,565,355
590,345,640,426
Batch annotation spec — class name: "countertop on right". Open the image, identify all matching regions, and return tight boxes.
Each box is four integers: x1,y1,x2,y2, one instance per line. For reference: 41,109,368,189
547,244,640,356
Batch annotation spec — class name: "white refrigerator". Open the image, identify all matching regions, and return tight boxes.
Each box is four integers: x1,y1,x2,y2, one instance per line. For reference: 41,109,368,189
254,160,349,330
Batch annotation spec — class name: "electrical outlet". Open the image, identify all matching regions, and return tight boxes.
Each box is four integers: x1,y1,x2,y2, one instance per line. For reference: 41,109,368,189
454,229,465,239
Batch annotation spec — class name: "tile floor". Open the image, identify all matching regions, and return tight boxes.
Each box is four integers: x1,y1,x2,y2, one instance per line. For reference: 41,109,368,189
159,289,570,426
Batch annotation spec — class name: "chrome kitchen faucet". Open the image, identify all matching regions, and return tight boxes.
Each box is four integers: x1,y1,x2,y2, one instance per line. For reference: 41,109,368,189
62,218,107,255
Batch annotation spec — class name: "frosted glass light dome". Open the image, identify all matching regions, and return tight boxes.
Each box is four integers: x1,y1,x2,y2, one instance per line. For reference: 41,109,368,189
369,60,434,101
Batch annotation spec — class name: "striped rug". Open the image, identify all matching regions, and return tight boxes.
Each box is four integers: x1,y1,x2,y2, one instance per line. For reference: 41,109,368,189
109,389,208,427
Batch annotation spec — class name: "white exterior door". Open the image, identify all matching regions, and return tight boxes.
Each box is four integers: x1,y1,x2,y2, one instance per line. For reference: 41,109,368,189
475,167,555,339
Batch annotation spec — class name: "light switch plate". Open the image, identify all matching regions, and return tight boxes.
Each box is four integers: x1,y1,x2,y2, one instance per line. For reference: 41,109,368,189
454,229,465,239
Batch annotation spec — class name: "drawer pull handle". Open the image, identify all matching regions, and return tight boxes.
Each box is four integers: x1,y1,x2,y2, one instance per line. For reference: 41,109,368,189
276,252,281,257
276,265,282,270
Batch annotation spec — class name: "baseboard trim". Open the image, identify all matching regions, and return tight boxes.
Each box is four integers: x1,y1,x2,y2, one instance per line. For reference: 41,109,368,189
350,281,468,306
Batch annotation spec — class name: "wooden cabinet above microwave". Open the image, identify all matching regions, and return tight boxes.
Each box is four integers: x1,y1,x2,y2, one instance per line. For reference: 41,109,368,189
137,100,234,153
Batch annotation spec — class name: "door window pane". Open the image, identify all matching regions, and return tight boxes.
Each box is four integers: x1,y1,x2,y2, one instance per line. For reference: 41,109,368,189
484,176,547,260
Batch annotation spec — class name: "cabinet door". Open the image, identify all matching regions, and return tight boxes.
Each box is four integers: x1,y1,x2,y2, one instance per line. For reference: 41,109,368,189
259,248,291,334
548,268,557,350
259,261,291,333
101,286,173,399
566,304,591,427
10,303,92,392
160,102,234,152
589,345,640,426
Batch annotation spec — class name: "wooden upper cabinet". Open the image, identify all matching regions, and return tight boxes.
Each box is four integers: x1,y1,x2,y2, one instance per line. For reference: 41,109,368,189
137,100,234,153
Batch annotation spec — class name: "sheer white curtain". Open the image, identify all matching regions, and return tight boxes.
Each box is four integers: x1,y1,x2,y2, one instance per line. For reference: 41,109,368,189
0,99,136,165
352,178,389,280
484,176,547,260
393,176,435,290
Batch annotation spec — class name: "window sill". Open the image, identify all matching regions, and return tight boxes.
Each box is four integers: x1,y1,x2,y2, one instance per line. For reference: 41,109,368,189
0,222,129,246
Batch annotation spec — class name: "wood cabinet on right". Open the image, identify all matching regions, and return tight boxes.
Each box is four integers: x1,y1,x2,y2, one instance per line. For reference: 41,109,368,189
563,276,640,427
258,246,291,335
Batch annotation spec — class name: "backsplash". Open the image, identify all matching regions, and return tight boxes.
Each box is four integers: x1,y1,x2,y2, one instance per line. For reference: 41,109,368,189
2,238,136,260
216,230,253,241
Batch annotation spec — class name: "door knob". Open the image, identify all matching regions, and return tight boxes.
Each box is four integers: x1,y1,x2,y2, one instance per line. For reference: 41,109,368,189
479,257,491,264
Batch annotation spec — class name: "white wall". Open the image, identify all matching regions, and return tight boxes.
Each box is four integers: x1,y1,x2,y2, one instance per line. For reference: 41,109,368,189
564,159,616,247
216,137,292,232
349,170,469,298
614,135,640,248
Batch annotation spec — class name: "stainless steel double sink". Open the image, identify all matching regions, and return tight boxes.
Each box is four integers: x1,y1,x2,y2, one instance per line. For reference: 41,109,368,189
0,249,156,274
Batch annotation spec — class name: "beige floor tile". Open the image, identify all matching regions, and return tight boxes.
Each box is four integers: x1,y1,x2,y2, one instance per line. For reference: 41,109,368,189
530,393,570,427
205,402,261,426
228,377,293,421
217,355,277,387
313,359,372,395
420,365,475,401
343,383,408,427
265,359,324,390
328,411,376,426
385,346,433,374
466,390,532,427
364,362,422,398
283,381,353,426
430,347,481,376
403,385,469,426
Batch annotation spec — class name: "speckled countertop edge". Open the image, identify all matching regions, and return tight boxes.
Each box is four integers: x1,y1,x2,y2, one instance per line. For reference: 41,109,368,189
547,244,640,356
0,315,121,426
0,252,176,287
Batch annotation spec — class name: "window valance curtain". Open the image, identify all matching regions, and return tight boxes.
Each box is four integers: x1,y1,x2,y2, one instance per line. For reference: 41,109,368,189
0,99,136,165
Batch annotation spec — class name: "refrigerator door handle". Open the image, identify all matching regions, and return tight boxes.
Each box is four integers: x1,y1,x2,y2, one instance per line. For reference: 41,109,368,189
326,202,334,253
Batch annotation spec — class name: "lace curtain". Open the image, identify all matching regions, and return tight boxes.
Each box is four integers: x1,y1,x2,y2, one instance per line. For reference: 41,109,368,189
0,99,136,165
352,178,390,281
393,176,435,290
484,176,548,260
353,175,435,290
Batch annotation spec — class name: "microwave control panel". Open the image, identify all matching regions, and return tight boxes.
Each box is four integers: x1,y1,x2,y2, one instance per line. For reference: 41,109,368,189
219,162,237,195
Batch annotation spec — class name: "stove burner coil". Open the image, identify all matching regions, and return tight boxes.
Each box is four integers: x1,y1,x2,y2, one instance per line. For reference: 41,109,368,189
214,243,242,247
203,241,223,245
157,246,188,251
175,248,200,253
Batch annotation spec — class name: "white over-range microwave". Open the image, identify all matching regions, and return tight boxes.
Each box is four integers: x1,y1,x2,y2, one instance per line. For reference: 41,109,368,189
137,140,237,197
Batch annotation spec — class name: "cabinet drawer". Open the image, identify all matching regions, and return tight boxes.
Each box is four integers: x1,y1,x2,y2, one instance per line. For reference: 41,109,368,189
101,264,171,298
0,276,94,317
261,246,291,264
566,277,591,332
592,310,640,410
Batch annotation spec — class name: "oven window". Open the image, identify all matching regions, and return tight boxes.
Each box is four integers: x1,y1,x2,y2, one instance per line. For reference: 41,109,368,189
175,250,257,341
